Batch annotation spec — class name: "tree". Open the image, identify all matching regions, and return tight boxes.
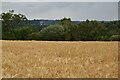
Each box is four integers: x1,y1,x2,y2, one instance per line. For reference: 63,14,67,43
1,10,28,39
58,17,73,40
78,20,92,41
40,24,65,41
29,32,41,40
70,25,81,41
1,10,27,31
78,20,108,41
13,27,33,40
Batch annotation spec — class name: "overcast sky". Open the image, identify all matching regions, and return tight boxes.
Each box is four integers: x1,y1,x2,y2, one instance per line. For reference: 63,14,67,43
2,2,118,21
1,0,120,2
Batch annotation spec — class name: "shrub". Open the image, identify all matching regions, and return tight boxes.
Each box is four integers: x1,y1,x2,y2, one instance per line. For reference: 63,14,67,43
40,24,65,41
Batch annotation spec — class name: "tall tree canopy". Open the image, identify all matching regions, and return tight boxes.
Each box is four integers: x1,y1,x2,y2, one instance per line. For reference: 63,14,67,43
1,10,27,32
1,10,28,39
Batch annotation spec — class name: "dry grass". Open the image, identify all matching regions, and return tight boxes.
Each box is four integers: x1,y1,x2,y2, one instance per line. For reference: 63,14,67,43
2,40,118,78
0,40,2,79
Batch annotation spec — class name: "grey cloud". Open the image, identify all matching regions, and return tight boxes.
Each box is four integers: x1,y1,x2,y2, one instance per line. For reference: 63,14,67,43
2,2,118,21
1,0,120,2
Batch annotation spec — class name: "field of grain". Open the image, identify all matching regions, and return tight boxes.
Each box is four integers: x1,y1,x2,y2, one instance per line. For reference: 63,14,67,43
0,40,2,79
2,40,118,78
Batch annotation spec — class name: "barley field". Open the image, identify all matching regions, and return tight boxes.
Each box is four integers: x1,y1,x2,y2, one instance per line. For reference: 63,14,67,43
0,41,2,79
2,40,118,78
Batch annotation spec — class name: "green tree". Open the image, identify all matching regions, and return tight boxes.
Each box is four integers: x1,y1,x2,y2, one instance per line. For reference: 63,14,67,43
1,10,27,32
78,20,92,41
40,24,65,41
78,20,108,41
1,10,28,39
29,32,41,40
58,17,73,40
13,27,33,40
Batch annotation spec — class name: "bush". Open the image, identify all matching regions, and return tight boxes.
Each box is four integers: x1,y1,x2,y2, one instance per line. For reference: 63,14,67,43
40,24,65,41
2,31,16,40
29,32,41,40
13,27,33,40
109,35,120,41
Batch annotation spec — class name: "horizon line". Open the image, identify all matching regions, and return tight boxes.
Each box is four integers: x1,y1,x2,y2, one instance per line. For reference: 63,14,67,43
28,18,119,21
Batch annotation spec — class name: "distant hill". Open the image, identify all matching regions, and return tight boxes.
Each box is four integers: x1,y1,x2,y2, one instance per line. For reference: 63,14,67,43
8,19,112,27
18,19,81,27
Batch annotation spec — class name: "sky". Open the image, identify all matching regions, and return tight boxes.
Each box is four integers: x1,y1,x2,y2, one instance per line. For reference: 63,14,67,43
1,0,120,2
1,1,119,21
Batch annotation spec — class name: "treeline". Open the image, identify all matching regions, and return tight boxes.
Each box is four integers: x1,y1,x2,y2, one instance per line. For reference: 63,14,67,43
1,10,120,41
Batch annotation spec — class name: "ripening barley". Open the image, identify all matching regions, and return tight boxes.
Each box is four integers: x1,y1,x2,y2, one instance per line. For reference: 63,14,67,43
2,40,118,78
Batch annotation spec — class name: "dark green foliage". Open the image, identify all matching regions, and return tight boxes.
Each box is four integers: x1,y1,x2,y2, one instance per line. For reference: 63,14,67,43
39,24,65,41
29,32,41,40
2,30,16,40
1,11,120,41
13,27,33,40
109,35,120,41
1,10,28,40
1,10,27,32
78,20,108,41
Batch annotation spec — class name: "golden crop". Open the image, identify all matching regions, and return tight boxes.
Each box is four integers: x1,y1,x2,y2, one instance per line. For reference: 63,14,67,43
2,40,118,78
